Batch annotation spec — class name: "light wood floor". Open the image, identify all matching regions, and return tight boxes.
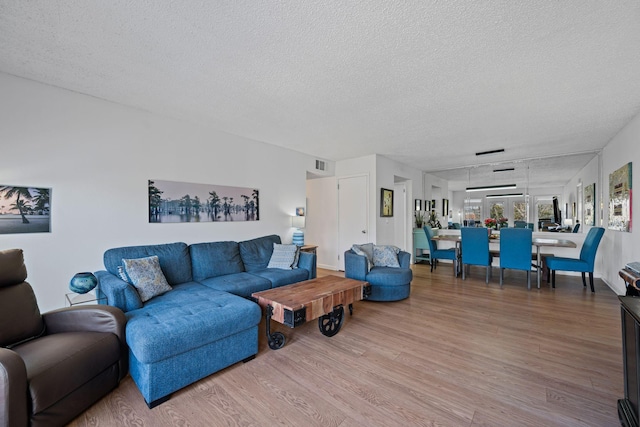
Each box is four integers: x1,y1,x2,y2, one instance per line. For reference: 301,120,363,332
68,264,624,427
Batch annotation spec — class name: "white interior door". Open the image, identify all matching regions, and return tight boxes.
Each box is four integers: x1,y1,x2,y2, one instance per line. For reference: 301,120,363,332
338,175,368,271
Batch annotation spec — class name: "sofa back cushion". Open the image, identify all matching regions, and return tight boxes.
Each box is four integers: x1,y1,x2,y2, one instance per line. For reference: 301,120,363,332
239,235,281,272
0,249,45,348
103,242,192,286
190,241,244,281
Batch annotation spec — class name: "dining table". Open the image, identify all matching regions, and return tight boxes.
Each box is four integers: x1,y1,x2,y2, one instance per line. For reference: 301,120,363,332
429,234,578,288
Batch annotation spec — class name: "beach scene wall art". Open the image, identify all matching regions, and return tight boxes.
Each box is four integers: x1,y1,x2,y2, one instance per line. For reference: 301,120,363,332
0,185,51,234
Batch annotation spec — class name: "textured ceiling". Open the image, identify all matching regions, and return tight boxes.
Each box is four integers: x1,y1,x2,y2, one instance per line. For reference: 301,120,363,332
1,1,639,190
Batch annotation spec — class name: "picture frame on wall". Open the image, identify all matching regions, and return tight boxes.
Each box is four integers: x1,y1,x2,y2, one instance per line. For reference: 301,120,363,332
424,200,431,211
442,198,449,217
608,162,632,232
381,188,394,217
414,199,422,211
0,185,51,234
584,183,595,226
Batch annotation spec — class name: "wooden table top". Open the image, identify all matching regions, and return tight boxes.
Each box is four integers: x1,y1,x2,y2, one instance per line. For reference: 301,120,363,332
252,276,369,324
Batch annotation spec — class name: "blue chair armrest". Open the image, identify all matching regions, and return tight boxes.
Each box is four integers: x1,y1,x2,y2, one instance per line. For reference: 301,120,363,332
297,252,317,279
398,251,411,268
95,270,143,312
344,250,368,281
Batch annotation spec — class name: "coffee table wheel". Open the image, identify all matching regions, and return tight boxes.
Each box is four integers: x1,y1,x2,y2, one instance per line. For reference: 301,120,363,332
268,332,286,350
318,305,344,337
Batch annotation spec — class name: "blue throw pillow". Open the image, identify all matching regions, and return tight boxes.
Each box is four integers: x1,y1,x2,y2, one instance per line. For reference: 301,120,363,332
123,255,172,302
373,245,401,268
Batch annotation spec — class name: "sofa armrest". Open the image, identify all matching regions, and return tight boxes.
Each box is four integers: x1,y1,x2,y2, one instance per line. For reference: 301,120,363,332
398,251,411,268
95,270,143,312
344,250,368,281
298,252,317,279
0,348,28,427
43,306,128,380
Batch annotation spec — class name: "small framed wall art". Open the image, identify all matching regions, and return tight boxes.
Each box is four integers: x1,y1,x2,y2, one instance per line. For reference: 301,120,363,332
381,188,394,217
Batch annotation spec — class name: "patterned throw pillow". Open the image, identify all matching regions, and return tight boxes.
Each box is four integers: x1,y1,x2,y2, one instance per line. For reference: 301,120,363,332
352,243,374,266
117,265,132,283
122,255,172,302
267,243,299,270
373,245,401,268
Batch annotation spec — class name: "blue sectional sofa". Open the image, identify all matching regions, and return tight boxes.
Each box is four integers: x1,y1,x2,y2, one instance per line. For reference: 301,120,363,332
96,235,316,407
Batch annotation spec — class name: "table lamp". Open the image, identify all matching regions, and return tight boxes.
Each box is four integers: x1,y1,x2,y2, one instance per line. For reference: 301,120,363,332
291,215,305,246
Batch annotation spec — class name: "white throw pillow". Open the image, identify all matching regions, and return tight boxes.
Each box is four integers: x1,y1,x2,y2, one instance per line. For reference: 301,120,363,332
352,243,374,266
123,255,172,302
267,243,299,270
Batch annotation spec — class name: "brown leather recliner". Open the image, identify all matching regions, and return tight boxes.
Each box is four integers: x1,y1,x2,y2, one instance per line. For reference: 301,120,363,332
0,249,127,427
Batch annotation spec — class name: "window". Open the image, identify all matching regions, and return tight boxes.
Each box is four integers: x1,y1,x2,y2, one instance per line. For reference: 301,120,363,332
513,201,526,221
489,202,504,220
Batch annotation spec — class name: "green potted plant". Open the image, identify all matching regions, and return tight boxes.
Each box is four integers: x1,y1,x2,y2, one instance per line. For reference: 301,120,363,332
415,211,424,228
427,210,441,229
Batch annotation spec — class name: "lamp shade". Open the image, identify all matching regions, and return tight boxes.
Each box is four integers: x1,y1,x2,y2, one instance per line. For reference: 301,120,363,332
291,216,305,229
69,272,98,294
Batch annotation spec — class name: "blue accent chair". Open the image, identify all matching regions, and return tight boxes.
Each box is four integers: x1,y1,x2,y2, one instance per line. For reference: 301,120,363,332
499,228,534,289
545,227,605,292
423,226,458,275
514,220,526,228
572,223,581,233
344,249,412,301
461,227,493,283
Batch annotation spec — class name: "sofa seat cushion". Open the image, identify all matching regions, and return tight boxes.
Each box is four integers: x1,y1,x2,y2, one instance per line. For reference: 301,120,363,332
250,268,310,288
199,272,271,298
13,331,120,413
125,282,261,364
366,266,413,286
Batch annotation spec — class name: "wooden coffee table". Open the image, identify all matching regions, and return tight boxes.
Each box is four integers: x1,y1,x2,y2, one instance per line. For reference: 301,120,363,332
251,276,370,349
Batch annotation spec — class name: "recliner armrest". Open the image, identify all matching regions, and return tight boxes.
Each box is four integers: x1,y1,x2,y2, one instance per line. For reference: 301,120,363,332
43,306,128,380
0,348,28,427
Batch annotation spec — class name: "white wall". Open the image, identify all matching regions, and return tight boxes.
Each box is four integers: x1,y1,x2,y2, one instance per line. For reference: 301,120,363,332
0,73,314,311
305,154,423,269
599,112,640,294
305,176,337,270
376,155,423,248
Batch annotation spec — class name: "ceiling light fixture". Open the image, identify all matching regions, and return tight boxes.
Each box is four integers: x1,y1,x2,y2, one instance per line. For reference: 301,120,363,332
485,193,524,199
475,148,505,156
465,184,517,192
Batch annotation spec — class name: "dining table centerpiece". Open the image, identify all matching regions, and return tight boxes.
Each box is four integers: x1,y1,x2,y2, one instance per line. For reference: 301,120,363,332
484,218,497,229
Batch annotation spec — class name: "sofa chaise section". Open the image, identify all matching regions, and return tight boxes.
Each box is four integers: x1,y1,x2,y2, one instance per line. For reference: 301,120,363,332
97,241,262,408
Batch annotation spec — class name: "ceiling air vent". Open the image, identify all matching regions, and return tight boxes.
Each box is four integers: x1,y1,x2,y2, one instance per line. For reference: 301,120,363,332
315,160,326,171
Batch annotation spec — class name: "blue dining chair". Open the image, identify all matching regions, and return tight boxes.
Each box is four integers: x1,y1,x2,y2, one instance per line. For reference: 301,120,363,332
499,228,534,289
545,227,605,292
423,226,458,275
572,223,580,233
461,227,493,283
